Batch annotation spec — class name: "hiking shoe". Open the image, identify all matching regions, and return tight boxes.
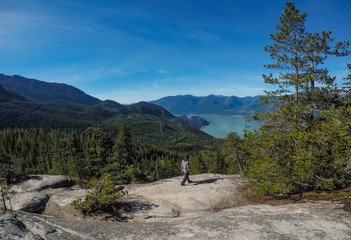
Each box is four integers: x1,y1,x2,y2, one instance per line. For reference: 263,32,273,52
181,183,185,186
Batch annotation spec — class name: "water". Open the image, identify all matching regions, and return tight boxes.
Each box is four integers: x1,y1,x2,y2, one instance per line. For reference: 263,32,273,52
198,114,261,139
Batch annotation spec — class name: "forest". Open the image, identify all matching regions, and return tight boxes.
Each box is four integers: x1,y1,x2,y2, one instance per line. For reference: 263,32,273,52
0,2,351,199
0,126,241,184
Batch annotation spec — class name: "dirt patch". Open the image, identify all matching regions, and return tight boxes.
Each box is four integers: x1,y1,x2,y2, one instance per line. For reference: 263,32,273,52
239,183,351,212
302,190,351,212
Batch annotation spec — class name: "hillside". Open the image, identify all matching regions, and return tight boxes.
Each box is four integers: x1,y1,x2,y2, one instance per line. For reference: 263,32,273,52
0,74,100,105
0,84,27,102
0,100,217,150
150,94,268,115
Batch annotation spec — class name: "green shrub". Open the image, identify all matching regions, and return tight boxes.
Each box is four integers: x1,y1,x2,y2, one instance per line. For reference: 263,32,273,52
72,173,127,214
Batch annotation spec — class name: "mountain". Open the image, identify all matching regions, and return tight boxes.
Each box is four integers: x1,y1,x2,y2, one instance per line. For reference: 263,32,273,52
127,101,175,119
150,94,267,115
178,115,210,129
0,84,27,102
0,74,100,105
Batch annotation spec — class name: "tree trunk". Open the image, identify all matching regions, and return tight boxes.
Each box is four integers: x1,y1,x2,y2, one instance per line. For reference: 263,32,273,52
0,181,8,211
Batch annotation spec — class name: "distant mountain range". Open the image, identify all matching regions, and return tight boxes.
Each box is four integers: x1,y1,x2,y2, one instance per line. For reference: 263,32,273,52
0,74,218,149
0,73,269,146
150,94,267,115
0,74,267,117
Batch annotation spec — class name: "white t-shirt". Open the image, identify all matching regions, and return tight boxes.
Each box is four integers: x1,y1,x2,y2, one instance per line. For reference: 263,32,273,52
181,159,190,173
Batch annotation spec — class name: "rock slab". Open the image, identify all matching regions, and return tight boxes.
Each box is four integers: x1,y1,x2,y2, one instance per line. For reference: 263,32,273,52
0,211,43,240
11,192,50,213
5,175,72,213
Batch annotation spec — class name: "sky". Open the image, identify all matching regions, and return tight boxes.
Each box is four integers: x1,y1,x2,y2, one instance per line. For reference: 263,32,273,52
0,0,350,104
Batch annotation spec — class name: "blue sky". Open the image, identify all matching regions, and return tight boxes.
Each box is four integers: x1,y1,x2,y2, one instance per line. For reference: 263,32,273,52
0,0,350,104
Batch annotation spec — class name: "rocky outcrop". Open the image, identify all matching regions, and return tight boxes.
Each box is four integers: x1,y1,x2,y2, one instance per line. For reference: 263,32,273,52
11,175,70,193
0,211,92,240
11,192,50,213
8,175,72,213
1,174,351,239
43,187,86,218
0,211,43,240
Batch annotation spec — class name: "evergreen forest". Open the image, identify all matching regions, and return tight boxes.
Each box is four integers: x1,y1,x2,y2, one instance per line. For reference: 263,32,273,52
0,126,230,184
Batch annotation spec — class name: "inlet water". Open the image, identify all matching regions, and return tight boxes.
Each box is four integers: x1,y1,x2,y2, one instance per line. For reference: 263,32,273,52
198,114,261,138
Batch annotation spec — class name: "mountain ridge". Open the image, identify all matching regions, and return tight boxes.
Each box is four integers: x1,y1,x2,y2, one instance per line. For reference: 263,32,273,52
150,94,267,115
0,74,100,105
0,73,266,116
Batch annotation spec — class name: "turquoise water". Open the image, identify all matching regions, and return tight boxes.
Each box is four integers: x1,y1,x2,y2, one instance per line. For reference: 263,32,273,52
198,114,261,139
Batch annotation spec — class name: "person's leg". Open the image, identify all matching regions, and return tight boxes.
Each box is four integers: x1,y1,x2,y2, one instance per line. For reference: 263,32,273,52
181,172,189,185
187,173,193,183
188,176,193,183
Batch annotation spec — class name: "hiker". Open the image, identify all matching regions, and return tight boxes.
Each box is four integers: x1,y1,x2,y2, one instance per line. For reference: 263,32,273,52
181,154,193,186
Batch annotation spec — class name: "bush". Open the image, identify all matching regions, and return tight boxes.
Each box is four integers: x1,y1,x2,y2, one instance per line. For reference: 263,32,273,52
243,111,351,196
72,173,127,214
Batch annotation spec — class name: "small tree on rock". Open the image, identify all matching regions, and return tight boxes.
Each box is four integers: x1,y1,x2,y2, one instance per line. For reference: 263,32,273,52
72,173,127,215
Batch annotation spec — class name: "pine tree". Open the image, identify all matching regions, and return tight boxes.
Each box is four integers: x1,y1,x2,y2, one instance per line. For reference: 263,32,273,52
0,148,13,182
262,2,349,129
222,132,243,174
208,151,226,174
343,64,351,103
66,132,85,180
114,125,134,169
83,127,113,179
262,1,308,120
156,156,177,180
190,153,207,174
72,173,127,214
244,2,350,195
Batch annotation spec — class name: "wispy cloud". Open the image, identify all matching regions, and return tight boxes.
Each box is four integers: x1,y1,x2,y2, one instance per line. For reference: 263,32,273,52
0,10,44,44
157,70,169,74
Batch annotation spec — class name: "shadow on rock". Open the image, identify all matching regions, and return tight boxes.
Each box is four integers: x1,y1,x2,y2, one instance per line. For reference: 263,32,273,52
193,178,219,185
121,201,158,214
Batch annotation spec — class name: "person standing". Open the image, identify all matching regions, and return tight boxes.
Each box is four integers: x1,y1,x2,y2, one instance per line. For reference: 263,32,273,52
181,155,193,186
